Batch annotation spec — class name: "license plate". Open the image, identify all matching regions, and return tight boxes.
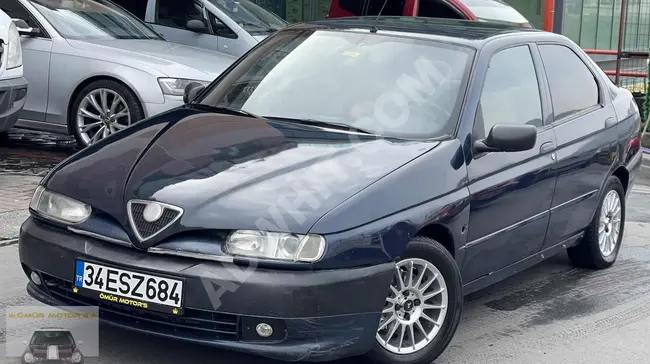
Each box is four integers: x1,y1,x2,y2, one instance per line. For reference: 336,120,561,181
73,260,184,315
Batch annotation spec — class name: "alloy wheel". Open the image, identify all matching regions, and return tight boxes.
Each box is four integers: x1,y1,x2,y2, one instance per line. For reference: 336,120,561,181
376,258,448,354
598,190,622,257
76,88,131,146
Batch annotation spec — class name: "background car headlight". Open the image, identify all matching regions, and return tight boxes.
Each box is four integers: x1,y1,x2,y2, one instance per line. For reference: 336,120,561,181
29,186,91,224
158,78,209,96
71,351,82,363
6,22,23,69
23,352,34,363
225,230,325,262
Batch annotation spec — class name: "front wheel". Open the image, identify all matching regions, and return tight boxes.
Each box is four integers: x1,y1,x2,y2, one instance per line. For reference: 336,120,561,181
70,79,144,147
366,237,463,364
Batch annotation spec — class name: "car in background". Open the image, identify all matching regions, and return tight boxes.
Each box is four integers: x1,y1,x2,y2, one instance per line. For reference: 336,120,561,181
1,0,236,147
113,0,289,57
328,0,533,27
20,16,642,364
0,8,27,133
21,327,83,364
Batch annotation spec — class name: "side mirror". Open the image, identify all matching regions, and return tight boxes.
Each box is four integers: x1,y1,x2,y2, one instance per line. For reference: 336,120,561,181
186,19,207,33
12,19,40,36
183,82,206,104
22,341,27,345
474,124,537,154
78,341,83,346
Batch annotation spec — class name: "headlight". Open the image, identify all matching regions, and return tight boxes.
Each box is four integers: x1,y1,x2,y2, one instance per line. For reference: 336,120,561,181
29,186,91,224
225,230,325,262
23,352,34,363
6,22,23,69
158,78,209,96
71,351,82,363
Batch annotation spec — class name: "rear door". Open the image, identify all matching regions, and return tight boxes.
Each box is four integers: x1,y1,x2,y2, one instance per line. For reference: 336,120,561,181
536,43,620,248
462,44,557,283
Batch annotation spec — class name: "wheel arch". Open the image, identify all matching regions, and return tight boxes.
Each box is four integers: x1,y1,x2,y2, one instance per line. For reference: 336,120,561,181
66,75,145,133
416,223,456,258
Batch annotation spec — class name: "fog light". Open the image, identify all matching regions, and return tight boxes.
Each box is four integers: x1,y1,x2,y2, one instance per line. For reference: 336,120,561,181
255,323,273,337
30,272,42,285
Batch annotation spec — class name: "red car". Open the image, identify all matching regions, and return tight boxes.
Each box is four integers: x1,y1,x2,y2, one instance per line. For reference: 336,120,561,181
328,0,533,28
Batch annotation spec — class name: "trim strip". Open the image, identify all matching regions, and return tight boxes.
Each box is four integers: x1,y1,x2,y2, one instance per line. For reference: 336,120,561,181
68,227,132,248
147,247,234,263
463,209,549,249
550,189,598,211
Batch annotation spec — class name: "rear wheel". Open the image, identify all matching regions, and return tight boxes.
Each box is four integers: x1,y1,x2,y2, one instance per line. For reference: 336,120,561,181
70,79,144,147
366,237,463,364
568,176,625,269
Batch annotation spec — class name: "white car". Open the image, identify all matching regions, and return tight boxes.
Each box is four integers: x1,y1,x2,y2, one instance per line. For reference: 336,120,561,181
0,8,27,133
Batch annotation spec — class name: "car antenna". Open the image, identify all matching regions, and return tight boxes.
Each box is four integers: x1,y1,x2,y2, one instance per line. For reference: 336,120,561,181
370,0,390,33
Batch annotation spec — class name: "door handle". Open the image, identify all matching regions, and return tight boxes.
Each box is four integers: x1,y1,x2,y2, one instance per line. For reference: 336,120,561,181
540,141,555,154
605,117,617,128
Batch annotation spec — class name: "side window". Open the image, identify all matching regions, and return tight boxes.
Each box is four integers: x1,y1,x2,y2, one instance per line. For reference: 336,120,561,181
538,45,600,121
156,0,205,29
476,45,543,139
417,0,464,19
1,0,40,29
209,13,237,38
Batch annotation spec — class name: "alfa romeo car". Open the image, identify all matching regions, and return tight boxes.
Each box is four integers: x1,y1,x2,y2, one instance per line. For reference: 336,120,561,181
21,328,83,364
19,17,641,364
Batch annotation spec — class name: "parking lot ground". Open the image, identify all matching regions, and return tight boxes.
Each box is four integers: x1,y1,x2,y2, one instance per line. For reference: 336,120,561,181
3,133,650,363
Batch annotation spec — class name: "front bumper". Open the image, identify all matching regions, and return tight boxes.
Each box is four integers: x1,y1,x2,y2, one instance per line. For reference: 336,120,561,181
142,95,184,118
19,217,394,362
0,77,28,132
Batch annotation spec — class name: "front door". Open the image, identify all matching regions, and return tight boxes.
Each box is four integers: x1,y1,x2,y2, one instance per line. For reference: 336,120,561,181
1,0,52,122
462,44,557,283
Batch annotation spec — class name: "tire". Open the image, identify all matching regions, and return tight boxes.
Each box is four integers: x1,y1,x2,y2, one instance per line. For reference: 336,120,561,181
70,79,144,148
567,176,625,269
365,237,463,364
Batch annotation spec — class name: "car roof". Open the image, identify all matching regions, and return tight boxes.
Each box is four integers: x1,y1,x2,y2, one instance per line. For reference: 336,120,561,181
295,16,553,48
35,327,69,332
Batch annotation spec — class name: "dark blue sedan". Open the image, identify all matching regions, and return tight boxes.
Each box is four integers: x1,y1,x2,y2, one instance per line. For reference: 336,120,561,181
19,16,642,364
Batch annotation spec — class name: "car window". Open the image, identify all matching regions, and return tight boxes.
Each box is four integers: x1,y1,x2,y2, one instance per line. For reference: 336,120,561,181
463,0,531,26
417,0,464,18
157,0,205,29
1,0,41,29
30,331,74,346
209,11,237,38
207,0,287,34
538,44,600,121
338,0,406,16
199,29,474,139
476,45,542,139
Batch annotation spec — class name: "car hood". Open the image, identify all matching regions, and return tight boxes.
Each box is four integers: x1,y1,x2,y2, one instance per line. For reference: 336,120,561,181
67,39,237,80
44,108,437,240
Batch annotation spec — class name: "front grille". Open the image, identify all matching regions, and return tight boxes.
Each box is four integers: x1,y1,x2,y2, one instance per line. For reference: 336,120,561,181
128,201,181,241
43,277,239,341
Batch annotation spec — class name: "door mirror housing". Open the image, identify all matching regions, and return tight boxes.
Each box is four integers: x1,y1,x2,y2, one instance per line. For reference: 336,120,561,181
12,18,40,36
78,341,83,346
22,341,27,345
183,82,206,104
186,19,207,33
474,124,537,154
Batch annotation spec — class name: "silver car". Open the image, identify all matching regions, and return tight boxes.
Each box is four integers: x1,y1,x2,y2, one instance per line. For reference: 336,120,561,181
1,0,237,147
114,0,289,57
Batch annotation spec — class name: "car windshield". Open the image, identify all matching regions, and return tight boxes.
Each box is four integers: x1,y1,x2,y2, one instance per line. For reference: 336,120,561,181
463,0,531,26
30,0,163,40
30,331,74,346
207,0,288,33
198,29,473,139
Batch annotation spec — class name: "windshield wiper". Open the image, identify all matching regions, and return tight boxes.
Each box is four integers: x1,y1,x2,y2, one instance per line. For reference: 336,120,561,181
264,116,377,135
188,103,261,118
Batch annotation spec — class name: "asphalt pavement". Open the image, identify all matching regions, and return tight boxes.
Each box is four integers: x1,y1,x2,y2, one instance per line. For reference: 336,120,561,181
2,129,650,364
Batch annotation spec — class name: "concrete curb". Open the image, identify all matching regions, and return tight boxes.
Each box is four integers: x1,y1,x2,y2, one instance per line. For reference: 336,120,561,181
0,238,18,247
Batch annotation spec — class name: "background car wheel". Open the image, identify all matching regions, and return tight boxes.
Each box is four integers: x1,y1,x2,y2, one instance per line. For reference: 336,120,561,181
366,237,463,364
70,79,144,147
568,176,625,269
